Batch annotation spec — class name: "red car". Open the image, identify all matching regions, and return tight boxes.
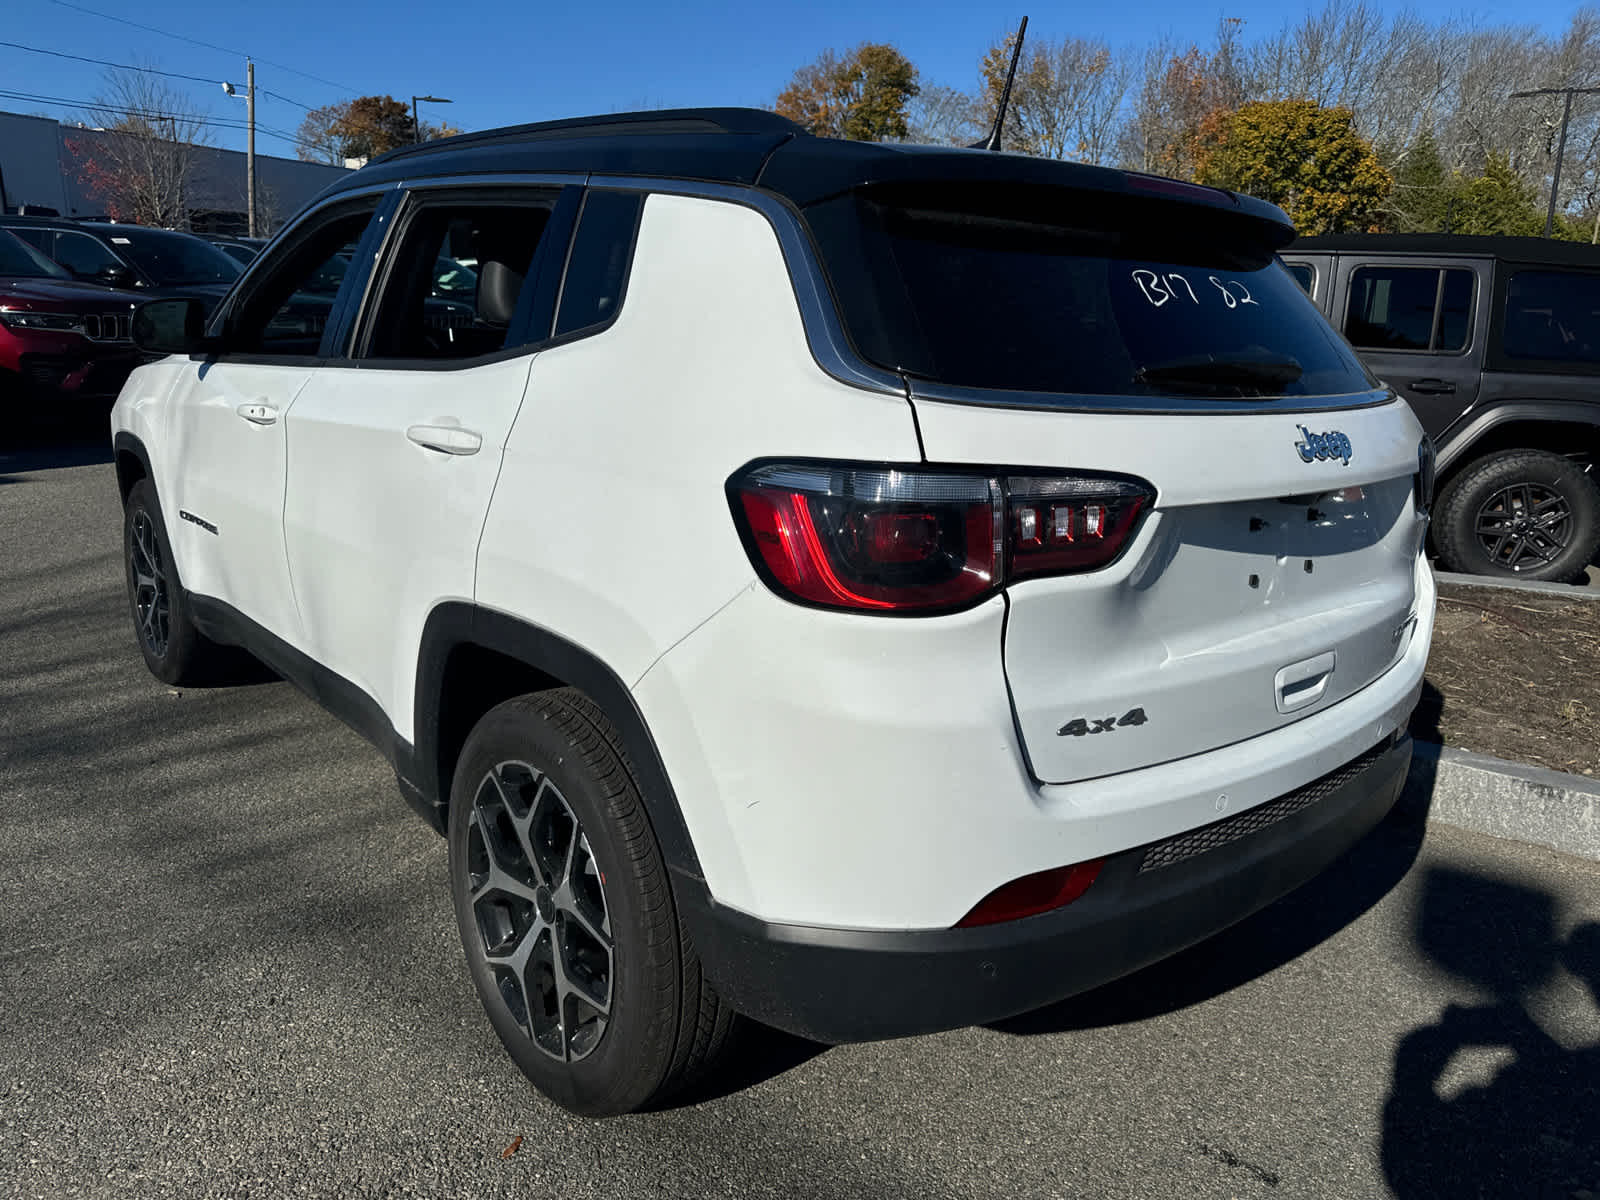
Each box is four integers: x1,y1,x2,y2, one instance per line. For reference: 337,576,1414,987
0,227,144,419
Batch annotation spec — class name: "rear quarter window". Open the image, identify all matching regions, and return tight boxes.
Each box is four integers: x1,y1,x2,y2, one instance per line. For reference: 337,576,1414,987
1501,269,1600,365
803,183,1372,400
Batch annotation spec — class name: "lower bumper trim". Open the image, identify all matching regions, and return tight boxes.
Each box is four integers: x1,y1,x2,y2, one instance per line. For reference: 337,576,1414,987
677,735,1412,1043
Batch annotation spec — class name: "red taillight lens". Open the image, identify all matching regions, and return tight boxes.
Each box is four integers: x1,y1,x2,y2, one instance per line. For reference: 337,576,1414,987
734,466,999,612
956,859,1105,927
729,464,1153,614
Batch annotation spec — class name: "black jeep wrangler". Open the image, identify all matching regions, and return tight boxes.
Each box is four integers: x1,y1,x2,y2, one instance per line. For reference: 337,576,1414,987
1287,234,1600,582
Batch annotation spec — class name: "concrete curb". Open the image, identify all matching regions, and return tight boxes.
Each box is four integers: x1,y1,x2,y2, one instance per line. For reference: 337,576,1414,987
1403,740,1600,861
1433,569,1600,599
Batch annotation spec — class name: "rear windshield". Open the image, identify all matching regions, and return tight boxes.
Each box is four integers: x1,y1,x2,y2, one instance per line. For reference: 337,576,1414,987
804,183,1373,399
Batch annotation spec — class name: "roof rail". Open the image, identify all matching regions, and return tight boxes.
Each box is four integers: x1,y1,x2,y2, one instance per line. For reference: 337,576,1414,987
371,107,804,167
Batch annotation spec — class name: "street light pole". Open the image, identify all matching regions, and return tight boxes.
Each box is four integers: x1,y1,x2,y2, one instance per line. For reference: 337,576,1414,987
1510,85,1600,238
412,94,453,144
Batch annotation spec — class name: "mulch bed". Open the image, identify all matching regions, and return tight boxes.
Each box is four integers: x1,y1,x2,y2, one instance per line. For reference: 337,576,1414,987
1411,582,1600,777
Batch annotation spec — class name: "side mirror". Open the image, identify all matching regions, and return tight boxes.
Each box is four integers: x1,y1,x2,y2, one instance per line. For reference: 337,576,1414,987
132,298,212,356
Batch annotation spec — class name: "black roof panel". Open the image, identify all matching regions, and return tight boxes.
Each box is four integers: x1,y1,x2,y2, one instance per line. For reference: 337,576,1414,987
1292,233,1600,267
317,106,1293,239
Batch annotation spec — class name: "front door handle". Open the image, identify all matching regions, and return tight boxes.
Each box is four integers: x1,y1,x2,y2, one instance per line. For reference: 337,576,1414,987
406,423,483,456
1408,378,1456,395
236,401,279,425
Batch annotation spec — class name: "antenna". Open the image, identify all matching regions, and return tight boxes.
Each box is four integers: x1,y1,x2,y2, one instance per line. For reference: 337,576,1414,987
976,15,1028,152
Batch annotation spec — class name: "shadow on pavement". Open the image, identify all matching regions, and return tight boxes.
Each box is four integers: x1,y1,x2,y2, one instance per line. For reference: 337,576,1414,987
1381,872,1599,1198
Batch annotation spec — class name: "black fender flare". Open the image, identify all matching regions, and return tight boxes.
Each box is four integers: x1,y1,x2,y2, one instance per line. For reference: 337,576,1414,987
413,602,705,883
111,431,155,503
1437,400,1600,472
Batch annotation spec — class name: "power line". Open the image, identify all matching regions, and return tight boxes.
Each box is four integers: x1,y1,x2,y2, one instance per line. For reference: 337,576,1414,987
0,39,215,84
41,0,355,92
0,38,325,112
0,88,325,154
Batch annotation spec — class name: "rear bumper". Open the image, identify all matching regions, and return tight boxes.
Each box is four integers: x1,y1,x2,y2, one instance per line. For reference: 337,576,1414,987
680,733,1411,1043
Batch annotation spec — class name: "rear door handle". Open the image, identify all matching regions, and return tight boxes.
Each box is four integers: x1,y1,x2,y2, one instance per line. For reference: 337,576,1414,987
236,401,279,425
406,423,483,456
1408,378,1456,395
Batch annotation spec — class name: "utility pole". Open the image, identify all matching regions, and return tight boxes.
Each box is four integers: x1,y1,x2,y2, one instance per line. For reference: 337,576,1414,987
1510,85,1600,237
246,60,256,238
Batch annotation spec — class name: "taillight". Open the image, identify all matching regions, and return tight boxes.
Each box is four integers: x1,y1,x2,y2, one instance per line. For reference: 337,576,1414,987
728,462,1152,614
956,859,1105,927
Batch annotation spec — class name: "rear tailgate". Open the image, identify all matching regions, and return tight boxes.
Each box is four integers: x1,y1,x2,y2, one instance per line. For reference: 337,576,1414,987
914,398,1427,783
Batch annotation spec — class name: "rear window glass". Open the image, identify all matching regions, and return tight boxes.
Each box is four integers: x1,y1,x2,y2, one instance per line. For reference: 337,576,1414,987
1503,270,1600,364
803,183,1372,399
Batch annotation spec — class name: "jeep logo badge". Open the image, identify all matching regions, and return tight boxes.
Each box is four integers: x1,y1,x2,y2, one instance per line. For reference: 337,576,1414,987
1295,426,1352,466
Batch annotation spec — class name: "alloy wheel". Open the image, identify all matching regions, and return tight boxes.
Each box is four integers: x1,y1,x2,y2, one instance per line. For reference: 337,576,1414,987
129,510,170,658
1474,483,1573,572
466,761,613,1062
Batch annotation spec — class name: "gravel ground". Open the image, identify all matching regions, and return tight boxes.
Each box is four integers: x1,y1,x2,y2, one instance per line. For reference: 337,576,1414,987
2,442,1597,1200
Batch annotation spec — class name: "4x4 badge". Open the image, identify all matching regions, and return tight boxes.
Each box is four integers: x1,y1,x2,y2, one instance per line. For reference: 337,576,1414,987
1295,426,1353,466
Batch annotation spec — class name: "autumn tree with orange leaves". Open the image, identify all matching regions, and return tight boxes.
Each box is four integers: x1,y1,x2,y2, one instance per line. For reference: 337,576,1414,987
775,44,919,142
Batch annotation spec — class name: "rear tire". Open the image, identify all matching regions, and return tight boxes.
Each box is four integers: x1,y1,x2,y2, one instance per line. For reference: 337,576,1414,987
1434,449,1600,583
447,688,736,1116
122,479,234,685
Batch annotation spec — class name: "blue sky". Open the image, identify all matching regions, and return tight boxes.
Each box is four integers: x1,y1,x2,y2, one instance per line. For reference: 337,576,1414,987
3,0,1591,160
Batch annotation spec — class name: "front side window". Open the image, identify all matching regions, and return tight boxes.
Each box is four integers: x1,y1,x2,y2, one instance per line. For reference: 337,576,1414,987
1345,266,1474,352
1502,269,1600,364
226,203,378,357
52,230,124,278
363,196,556,361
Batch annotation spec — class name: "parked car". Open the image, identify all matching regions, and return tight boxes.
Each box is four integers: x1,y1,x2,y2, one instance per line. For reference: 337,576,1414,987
0,215,240,311
1286,234,1600,581
0,227,142,420
201,235,268,266
111,108,1435,1116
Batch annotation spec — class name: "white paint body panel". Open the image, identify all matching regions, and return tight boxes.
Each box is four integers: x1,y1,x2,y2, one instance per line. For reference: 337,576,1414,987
282,358,534,738
475,193,919,691
163,360,314,641
637,557,1433,929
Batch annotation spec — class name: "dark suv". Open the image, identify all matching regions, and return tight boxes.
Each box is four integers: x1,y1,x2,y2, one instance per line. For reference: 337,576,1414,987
1287,234,1600,581
0,216,240,311
0,228,142,421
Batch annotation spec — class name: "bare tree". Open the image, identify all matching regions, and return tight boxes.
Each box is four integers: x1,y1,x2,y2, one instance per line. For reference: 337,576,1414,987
71,67,211,229
905,84,981,145
976,34,1131,164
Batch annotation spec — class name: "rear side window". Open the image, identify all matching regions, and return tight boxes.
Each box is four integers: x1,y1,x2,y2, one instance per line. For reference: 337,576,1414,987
1345,266,1474,353
364,196,556,361
554,191,643,338
1502,270,1600,364
803,183,1372,399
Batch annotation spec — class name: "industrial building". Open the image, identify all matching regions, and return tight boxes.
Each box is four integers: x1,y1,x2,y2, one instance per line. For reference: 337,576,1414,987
0,109,350,234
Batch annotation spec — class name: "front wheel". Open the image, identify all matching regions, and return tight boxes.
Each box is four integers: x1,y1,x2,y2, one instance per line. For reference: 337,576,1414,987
122,479,233,684
1433,449,1600,583
447,689,736,1116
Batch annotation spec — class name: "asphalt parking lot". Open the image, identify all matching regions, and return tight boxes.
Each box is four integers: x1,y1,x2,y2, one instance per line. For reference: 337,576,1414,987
2,438,1597,1200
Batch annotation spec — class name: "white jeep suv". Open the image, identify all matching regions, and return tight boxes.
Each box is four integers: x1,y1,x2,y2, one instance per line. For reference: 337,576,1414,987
111,109,1435,1116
